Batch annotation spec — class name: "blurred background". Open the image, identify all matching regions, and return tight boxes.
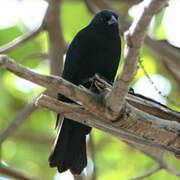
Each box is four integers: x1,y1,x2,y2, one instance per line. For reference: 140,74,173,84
0,0,180,179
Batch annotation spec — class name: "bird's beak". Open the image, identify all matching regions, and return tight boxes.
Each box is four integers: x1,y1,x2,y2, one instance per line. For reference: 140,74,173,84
107,15,117,25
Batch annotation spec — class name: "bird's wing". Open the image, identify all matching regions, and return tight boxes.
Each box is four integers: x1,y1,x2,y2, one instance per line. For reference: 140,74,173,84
62,28,90,84
56,28,91,127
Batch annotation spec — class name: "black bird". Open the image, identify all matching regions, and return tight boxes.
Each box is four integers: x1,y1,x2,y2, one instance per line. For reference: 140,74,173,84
49,10,121,174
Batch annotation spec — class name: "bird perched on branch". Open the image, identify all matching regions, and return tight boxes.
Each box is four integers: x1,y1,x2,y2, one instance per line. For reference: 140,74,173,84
49,10,121,174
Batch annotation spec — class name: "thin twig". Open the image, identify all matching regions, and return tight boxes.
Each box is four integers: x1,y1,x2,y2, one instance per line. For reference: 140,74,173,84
129,143,180,179
0,102,36,144
130,166,162,180
0,163,39,180
0,27,42,54
21,52,48,61
14,134,51,144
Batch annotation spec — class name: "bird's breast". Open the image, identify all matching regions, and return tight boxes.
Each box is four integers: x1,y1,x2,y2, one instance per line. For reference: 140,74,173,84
77,36,120,83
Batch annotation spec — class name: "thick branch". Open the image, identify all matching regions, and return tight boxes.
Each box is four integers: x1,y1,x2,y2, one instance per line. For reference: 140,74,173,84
36,94,180,156
0,55,180,156
105,0,168,117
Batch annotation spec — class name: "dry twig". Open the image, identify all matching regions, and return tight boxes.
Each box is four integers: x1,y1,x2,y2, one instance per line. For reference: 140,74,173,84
0,163,39,180
129,143,180,179
0,102,36,144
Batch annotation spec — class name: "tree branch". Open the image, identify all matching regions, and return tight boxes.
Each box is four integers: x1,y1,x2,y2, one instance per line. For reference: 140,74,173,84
105,0,168,117
35,94,180,155
0,27,42,54
130,167,162,180
0,102,36,144
0,55,180,156
129,143,180,179
0,163,39,180
43,0,66,76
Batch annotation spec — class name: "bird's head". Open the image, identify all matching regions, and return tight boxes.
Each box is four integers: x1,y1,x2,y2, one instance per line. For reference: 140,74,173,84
90,10,119,34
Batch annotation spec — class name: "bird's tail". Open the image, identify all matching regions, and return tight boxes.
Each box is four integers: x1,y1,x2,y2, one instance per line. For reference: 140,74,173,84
49,118,91,174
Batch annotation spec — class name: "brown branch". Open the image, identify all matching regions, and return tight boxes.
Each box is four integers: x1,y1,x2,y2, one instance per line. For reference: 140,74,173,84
36,94,180,155
105,0,168,118
43,0,65,76
0,102,36,144
0,27,42,54
0,163,39,180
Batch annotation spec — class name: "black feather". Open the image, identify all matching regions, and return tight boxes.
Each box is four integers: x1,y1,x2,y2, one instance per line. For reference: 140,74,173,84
49,9,121,174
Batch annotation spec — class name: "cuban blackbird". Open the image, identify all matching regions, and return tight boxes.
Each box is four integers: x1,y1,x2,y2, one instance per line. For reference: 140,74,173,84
49,9,121,174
